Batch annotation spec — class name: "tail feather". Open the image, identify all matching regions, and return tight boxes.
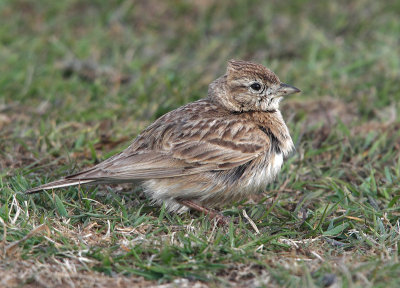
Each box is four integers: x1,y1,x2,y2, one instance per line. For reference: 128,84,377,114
25,178,94,194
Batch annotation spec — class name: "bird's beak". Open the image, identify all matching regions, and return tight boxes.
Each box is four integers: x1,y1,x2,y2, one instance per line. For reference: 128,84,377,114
276,83,301,97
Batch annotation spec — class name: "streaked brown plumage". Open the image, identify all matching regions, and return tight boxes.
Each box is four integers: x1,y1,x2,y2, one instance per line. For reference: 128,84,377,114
25,60,300,216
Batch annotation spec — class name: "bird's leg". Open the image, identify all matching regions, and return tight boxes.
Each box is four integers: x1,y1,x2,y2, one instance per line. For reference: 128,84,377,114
179,200,229,226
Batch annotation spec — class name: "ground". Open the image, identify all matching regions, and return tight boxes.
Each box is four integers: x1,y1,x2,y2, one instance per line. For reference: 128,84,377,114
1,0,400,287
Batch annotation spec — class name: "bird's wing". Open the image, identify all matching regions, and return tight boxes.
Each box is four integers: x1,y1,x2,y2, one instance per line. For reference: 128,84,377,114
66,109,271,181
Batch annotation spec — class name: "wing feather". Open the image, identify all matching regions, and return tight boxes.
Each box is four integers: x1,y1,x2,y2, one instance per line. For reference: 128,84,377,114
66,101,270,181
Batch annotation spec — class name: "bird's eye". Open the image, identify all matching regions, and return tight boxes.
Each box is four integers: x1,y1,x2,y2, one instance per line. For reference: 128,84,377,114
250,82,262,91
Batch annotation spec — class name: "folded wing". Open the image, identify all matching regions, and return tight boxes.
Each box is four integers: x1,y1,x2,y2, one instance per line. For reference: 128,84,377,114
64,116,270,181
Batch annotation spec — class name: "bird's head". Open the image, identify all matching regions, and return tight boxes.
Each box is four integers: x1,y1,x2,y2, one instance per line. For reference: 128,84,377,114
209,60,300,112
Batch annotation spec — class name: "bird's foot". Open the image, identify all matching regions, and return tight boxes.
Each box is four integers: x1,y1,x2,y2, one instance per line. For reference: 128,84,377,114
179,199,230,226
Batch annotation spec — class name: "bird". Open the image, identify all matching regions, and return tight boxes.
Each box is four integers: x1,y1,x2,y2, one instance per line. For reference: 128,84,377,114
25,59,300,222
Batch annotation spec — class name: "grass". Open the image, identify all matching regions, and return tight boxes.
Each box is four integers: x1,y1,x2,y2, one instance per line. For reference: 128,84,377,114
1,0,400,287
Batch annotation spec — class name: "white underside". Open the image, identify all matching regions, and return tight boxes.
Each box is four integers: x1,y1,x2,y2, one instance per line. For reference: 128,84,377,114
245,153,283,190
142,152,285,213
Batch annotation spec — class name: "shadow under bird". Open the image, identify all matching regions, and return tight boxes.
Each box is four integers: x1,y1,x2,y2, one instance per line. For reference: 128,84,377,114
25,60,300,222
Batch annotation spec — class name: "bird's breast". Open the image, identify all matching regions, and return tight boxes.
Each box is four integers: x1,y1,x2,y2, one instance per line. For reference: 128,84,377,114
244,152,284,190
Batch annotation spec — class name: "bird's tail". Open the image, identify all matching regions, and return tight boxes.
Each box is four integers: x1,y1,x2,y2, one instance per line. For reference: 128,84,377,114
25,178,94,194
